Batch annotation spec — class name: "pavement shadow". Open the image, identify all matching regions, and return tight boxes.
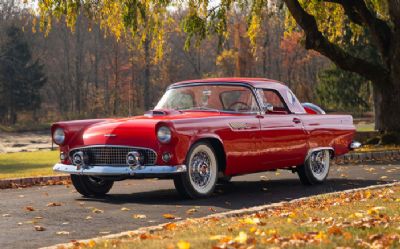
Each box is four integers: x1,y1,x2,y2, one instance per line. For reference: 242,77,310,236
79,178,392,210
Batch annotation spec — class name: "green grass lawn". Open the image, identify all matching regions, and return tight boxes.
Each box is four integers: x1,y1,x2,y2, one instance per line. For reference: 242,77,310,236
0,150,59,179
355,122,375,132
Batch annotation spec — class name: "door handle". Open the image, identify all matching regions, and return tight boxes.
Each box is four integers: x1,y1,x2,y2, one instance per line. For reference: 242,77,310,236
292,118,301,124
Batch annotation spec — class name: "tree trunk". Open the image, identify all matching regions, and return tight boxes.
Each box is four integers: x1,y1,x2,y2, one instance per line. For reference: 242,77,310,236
143,36,151,110
376,23,400,133
373,77,400,132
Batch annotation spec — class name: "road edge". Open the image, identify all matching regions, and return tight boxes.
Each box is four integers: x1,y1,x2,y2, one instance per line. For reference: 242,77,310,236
0,175,70,189
39,181,400,249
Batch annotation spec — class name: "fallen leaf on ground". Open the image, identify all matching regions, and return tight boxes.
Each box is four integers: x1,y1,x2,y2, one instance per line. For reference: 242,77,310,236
367,206,386,215
92,208,104,214
186,208,198,214
209,235,231,241
163,214,176,219
164,223,177,230
241,217,261,225
34,226,46,231
328,226,343,235
2,214,11,217
25,206,35,212
234,231,248,244
56,231,70,235
121,207,131,211
132,214,147,219
177,240,190,249
47,202,62,207
368,234,383,242
314,231,327,240
85,216,93,220
88,240,96,247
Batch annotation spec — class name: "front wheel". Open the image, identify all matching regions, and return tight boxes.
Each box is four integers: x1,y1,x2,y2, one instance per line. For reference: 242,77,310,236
71,174,114,197
297,150,330,185
174,142,218,199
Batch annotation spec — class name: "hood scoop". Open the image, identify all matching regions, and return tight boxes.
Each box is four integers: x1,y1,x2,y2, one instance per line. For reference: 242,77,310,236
144,109,182,117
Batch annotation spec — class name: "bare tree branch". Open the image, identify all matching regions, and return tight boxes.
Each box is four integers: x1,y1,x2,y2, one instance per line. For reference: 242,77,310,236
283,0,390,84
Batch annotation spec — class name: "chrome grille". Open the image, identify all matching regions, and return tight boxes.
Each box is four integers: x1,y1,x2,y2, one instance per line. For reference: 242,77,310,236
69,146,157,166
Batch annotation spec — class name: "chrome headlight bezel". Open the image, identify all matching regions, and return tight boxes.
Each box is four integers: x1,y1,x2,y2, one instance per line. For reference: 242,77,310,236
53,128,65,145
157,126,172,144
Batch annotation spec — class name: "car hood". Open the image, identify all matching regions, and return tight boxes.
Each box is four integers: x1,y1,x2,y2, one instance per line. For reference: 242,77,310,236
79,118,160,148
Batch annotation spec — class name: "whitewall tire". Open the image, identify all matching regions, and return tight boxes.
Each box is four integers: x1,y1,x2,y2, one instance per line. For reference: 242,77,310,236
297,149,330,185
173,142,218,198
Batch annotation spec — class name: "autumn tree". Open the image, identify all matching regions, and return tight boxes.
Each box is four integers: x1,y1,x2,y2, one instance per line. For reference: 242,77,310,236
282,0,400,136
27,0,334,124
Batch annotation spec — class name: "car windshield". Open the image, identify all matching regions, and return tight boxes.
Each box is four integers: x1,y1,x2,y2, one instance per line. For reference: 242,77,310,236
155,84,260,113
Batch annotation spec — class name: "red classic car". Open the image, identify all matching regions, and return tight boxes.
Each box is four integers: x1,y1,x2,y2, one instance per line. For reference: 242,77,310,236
52,78,360,198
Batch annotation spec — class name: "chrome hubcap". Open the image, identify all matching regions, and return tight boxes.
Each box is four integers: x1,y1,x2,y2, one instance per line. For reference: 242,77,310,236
309,150,330,180
189,151,212,189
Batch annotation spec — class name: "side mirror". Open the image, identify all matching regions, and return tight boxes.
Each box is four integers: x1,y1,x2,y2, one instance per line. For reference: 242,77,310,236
263,103,274,113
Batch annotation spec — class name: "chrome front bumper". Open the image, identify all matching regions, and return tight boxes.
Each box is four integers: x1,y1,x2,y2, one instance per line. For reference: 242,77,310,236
53,163,187,176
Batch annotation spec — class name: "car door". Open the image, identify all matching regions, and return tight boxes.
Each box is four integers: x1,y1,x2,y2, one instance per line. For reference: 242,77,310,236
256,88,308,170
214,86,261,176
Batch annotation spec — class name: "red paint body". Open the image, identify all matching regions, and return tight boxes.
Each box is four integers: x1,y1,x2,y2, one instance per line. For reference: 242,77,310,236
52,78,355,176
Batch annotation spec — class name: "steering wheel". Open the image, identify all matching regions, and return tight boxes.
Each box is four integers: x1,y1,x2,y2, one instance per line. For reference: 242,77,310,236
228,101,250,111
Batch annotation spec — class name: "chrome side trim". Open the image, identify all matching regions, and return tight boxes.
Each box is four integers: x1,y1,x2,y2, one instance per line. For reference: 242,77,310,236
305,147,335,163
53,163,186,176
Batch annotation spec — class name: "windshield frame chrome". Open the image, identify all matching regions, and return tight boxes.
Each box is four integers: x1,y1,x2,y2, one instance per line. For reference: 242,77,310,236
159,82,263,115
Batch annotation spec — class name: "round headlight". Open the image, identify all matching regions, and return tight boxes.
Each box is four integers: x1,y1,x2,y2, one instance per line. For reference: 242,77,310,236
53,128,65,145
157,126,171,143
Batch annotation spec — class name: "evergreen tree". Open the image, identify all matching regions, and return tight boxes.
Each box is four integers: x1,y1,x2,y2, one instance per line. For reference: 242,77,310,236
316,26,375,116
316,67,372,115
0,26,46,125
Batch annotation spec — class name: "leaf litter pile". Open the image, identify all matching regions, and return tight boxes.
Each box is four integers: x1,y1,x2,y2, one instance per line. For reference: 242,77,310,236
63,185,400,249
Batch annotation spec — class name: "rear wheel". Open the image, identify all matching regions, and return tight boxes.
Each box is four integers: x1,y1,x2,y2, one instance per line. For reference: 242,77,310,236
174,142,218,199
297,150,330,185
71,174,114,197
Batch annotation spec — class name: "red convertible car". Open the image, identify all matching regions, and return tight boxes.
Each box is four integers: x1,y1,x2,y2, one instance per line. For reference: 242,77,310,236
52,78,360,198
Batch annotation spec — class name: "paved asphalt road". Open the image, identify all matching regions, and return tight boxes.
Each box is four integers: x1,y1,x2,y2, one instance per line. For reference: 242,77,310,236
1,162,399,249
